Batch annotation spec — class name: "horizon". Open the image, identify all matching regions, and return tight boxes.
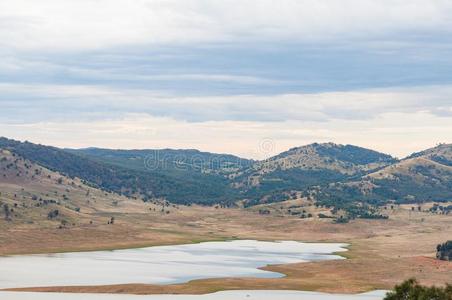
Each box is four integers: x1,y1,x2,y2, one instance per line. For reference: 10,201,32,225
2,135,449,160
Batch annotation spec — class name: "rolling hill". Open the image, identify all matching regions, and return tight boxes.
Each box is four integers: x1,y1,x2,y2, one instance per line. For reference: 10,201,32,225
233,143,397,205
0,148,144,227
0,137,451,213
315,144,452,209
365,143,452,202
67,147,252,175
407,143,452,166
0,138,242,205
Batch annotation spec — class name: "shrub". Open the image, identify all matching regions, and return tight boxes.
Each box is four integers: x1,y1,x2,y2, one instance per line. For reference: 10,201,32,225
384,278,452,300
47,209,59,219
437,241,452,261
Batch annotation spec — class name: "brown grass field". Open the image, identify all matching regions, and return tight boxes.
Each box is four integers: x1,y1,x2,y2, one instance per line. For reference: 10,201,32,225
2,203,451,295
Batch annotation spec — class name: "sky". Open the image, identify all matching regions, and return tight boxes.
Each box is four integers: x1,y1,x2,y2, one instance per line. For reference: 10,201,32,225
1,0,452,159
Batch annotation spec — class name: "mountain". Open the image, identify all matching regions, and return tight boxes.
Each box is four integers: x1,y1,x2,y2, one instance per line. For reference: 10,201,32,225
366,143,452,201
253,142,395,175
67,147,252,175
234,143,397,205
315,144,452,208
0,138,243,205
1,137,451,213
0,148,136,226
406,143,452,166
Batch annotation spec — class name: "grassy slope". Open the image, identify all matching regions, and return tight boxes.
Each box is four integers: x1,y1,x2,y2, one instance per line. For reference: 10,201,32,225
233,143,397,205
0,149,166,231
0,138,239,205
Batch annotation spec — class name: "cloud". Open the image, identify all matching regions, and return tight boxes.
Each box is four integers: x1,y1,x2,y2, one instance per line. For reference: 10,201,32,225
1,111,451,159
3,37,452,97
1,1,451,158
1,0,452,51
1,83,451,124
1,2,451,96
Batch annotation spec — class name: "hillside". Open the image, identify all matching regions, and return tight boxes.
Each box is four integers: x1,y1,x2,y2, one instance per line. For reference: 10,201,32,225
367,144,452,202
68,148,252,175
0,138,240,205
315,144,452,209
1,137,451,214
0,149,147,227
254,143,395,175
407,143,452,166
234,143,396,205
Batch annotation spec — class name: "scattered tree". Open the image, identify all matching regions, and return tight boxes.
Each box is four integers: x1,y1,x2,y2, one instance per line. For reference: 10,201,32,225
3,204,11,221
47,209,59,219
437,241,452,261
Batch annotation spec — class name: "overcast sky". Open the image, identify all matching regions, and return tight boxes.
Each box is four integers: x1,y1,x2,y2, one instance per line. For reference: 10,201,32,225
1,0,451,159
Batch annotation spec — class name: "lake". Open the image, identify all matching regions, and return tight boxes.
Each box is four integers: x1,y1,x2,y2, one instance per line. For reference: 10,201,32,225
0,290,387,300
0,240,385,299
0,240,347,288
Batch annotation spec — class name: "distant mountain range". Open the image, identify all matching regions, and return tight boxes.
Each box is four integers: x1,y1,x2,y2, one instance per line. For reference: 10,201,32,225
0,137,451,209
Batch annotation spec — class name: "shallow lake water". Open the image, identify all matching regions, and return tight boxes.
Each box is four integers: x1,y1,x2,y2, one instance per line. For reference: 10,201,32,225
0,290,387,300
0,240,386,299
0,240,347,289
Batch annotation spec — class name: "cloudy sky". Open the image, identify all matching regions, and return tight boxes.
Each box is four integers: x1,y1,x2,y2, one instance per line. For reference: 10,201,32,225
1,0,451,159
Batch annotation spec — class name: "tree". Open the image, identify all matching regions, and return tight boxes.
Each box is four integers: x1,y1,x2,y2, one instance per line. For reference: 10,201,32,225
384,278,452,300
437,241,452,261
47,209,59,219
3,204,11,220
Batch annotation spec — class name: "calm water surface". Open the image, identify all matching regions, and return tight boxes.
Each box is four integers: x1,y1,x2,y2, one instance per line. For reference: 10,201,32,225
0,240,386,299
0,290,387,300
0,240,347,289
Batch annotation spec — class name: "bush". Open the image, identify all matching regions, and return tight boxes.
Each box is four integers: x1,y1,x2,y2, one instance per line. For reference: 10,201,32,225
47,209,59,219
437,241,452,261
318,213,333,219
384,278,452,300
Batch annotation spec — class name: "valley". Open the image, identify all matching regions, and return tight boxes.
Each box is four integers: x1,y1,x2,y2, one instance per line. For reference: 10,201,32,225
1,200,451,294
0,138,451,295
3,1,452,298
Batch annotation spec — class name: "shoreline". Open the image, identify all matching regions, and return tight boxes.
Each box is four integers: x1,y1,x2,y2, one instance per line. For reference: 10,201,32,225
0,236,349,257
1,240,353,295
0,290,389,300
1,208,450,294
